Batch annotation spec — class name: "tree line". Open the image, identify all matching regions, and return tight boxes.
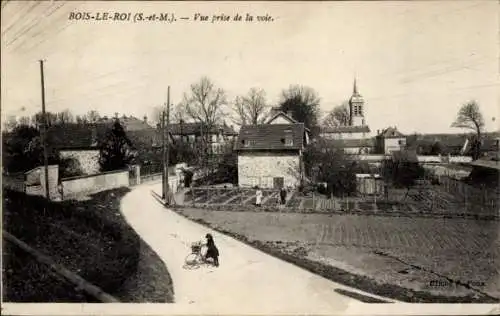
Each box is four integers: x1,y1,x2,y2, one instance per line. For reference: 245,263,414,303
4,109,104,131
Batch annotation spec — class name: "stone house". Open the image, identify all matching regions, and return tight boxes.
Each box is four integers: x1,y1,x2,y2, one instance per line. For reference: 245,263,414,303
326,138,375,154
47,124,106,175
375,126,406,154
47,118,166,175
234,112,309,189
166,120,237,155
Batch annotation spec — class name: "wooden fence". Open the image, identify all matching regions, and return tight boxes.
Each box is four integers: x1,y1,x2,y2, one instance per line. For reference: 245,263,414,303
438,175,499,210
186,187,281,206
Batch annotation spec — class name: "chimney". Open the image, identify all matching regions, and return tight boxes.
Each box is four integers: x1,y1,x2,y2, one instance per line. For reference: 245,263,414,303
143,115,148,123
377,129,380,135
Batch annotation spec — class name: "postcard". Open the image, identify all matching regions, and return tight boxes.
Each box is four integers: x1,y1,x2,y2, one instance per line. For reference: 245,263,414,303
1,1,499,315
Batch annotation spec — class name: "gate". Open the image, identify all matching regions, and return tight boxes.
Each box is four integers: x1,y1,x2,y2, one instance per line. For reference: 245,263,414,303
129,166,138,186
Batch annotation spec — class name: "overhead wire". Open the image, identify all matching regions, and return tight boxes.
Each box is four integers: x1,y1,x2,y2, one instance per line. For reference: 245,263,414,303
1,1,40,37
3,1,496,117
3,1,53,47
7,2,75,55
8,1,68,53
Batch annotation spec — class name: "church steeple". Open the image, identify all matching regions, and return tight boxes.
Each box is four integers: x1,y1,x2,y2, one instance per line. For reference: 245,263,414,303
349,77,365,126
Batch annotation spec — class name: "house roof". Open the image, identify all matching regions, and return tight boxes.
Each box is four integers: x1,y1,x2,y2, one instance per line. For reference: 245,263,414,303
167,122,237,136
47,123,109,149
378,126,405,138
266,111,298,124
97,115,153,131
47,121,166,150
266,111,312,134
234,123,305,151
321,125,371,134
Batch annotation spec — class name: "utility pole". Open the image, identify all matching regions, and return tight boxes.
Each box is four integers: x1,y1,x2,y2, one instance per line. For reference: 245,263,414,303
39,60,50,200
165,85,171,205
161,106,166,199
162,86,171,203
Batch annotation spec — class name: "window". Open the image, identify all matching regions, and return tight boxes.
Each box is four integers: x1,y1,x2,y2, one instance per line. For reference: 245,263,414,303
242,140,254,147
284,137,293,146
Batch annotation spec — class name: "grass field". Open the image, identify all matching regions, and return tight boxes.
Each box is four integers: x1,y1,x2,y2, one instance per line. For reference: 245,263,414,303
2,188,174,303
176,207,500,303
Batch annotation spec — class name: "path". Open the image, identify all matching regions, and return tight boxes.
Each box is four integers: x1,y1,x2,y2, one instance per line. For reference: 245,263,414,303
119,183,398,314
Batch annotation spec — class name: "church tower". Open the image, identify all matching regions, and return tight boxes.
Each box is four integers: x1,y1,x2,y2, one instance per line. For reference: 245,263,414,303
349,78,366,126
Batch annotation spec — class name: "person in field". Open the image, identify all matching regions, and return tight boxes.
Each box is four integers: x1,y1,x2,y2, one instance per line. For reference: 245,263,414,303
256,188,263,206
204,233,219,267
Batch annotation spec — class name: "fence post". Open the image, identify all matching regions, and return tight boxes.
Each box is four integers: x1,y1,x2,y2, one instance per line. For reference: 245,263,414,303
312,191,315,210
192,186,195,205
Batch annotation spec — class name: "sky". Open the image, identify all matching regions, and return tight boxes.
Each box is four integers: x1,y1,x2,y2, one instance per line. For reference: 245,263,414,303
1,0,498,135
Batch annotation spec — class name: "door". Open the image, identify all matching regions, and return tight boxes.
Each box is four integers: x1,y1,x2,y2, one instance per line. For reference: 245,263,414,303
273,177,284,189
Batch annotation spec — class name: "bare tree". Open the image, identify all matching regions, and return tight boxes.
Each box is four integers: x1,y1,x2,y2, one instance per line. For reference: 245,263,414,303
56,109,74,125
151,103,186,126
4,115,18,131
451,100,485,159
180,76,228,169
323,101,350,128
86,110,101,123
232,88,269,125
32,111,58,127
75,115,89,125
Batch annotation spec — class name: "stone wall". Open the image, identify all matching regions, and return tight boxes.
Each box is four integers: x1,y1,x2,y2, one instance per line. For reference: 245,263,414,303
23,165,59,200
60,149,100,175
237,151,300,188
61,169,129,199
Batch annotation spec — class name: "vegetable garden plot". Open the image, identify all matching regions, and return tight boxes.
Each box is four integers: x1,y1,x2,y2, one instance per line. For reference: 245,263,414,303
244,197,257,205
357,202,375,211
287,198,302,208
210,191,237,204
264,198,279,206
302,198,314,209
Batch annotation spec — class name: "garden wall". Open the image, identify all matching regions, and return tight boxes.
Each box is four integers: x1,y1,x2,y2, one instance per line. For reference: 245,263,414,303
61,170,129,199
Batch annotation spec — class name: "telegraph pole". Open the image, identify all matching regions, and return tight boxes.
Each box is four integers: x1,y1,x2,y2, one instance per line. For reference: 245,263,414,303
161,106,166,199
165,86,171,205
39,60,50,200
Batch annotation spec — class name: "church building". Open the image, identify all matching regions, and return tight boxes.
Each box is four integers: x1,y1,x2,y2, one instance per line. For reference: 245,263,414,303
320,79,373,154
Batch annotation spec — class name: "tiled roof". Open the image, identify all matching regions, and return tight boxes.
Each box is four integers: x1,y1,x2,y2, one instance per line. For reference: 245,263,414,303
321,125,371,134
378,127,405,138
47,123,109,149
234,123,305,151
47,122,163,150
167,122,237,136
266,111,297,124
97,116,153,131
127,129,163,148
